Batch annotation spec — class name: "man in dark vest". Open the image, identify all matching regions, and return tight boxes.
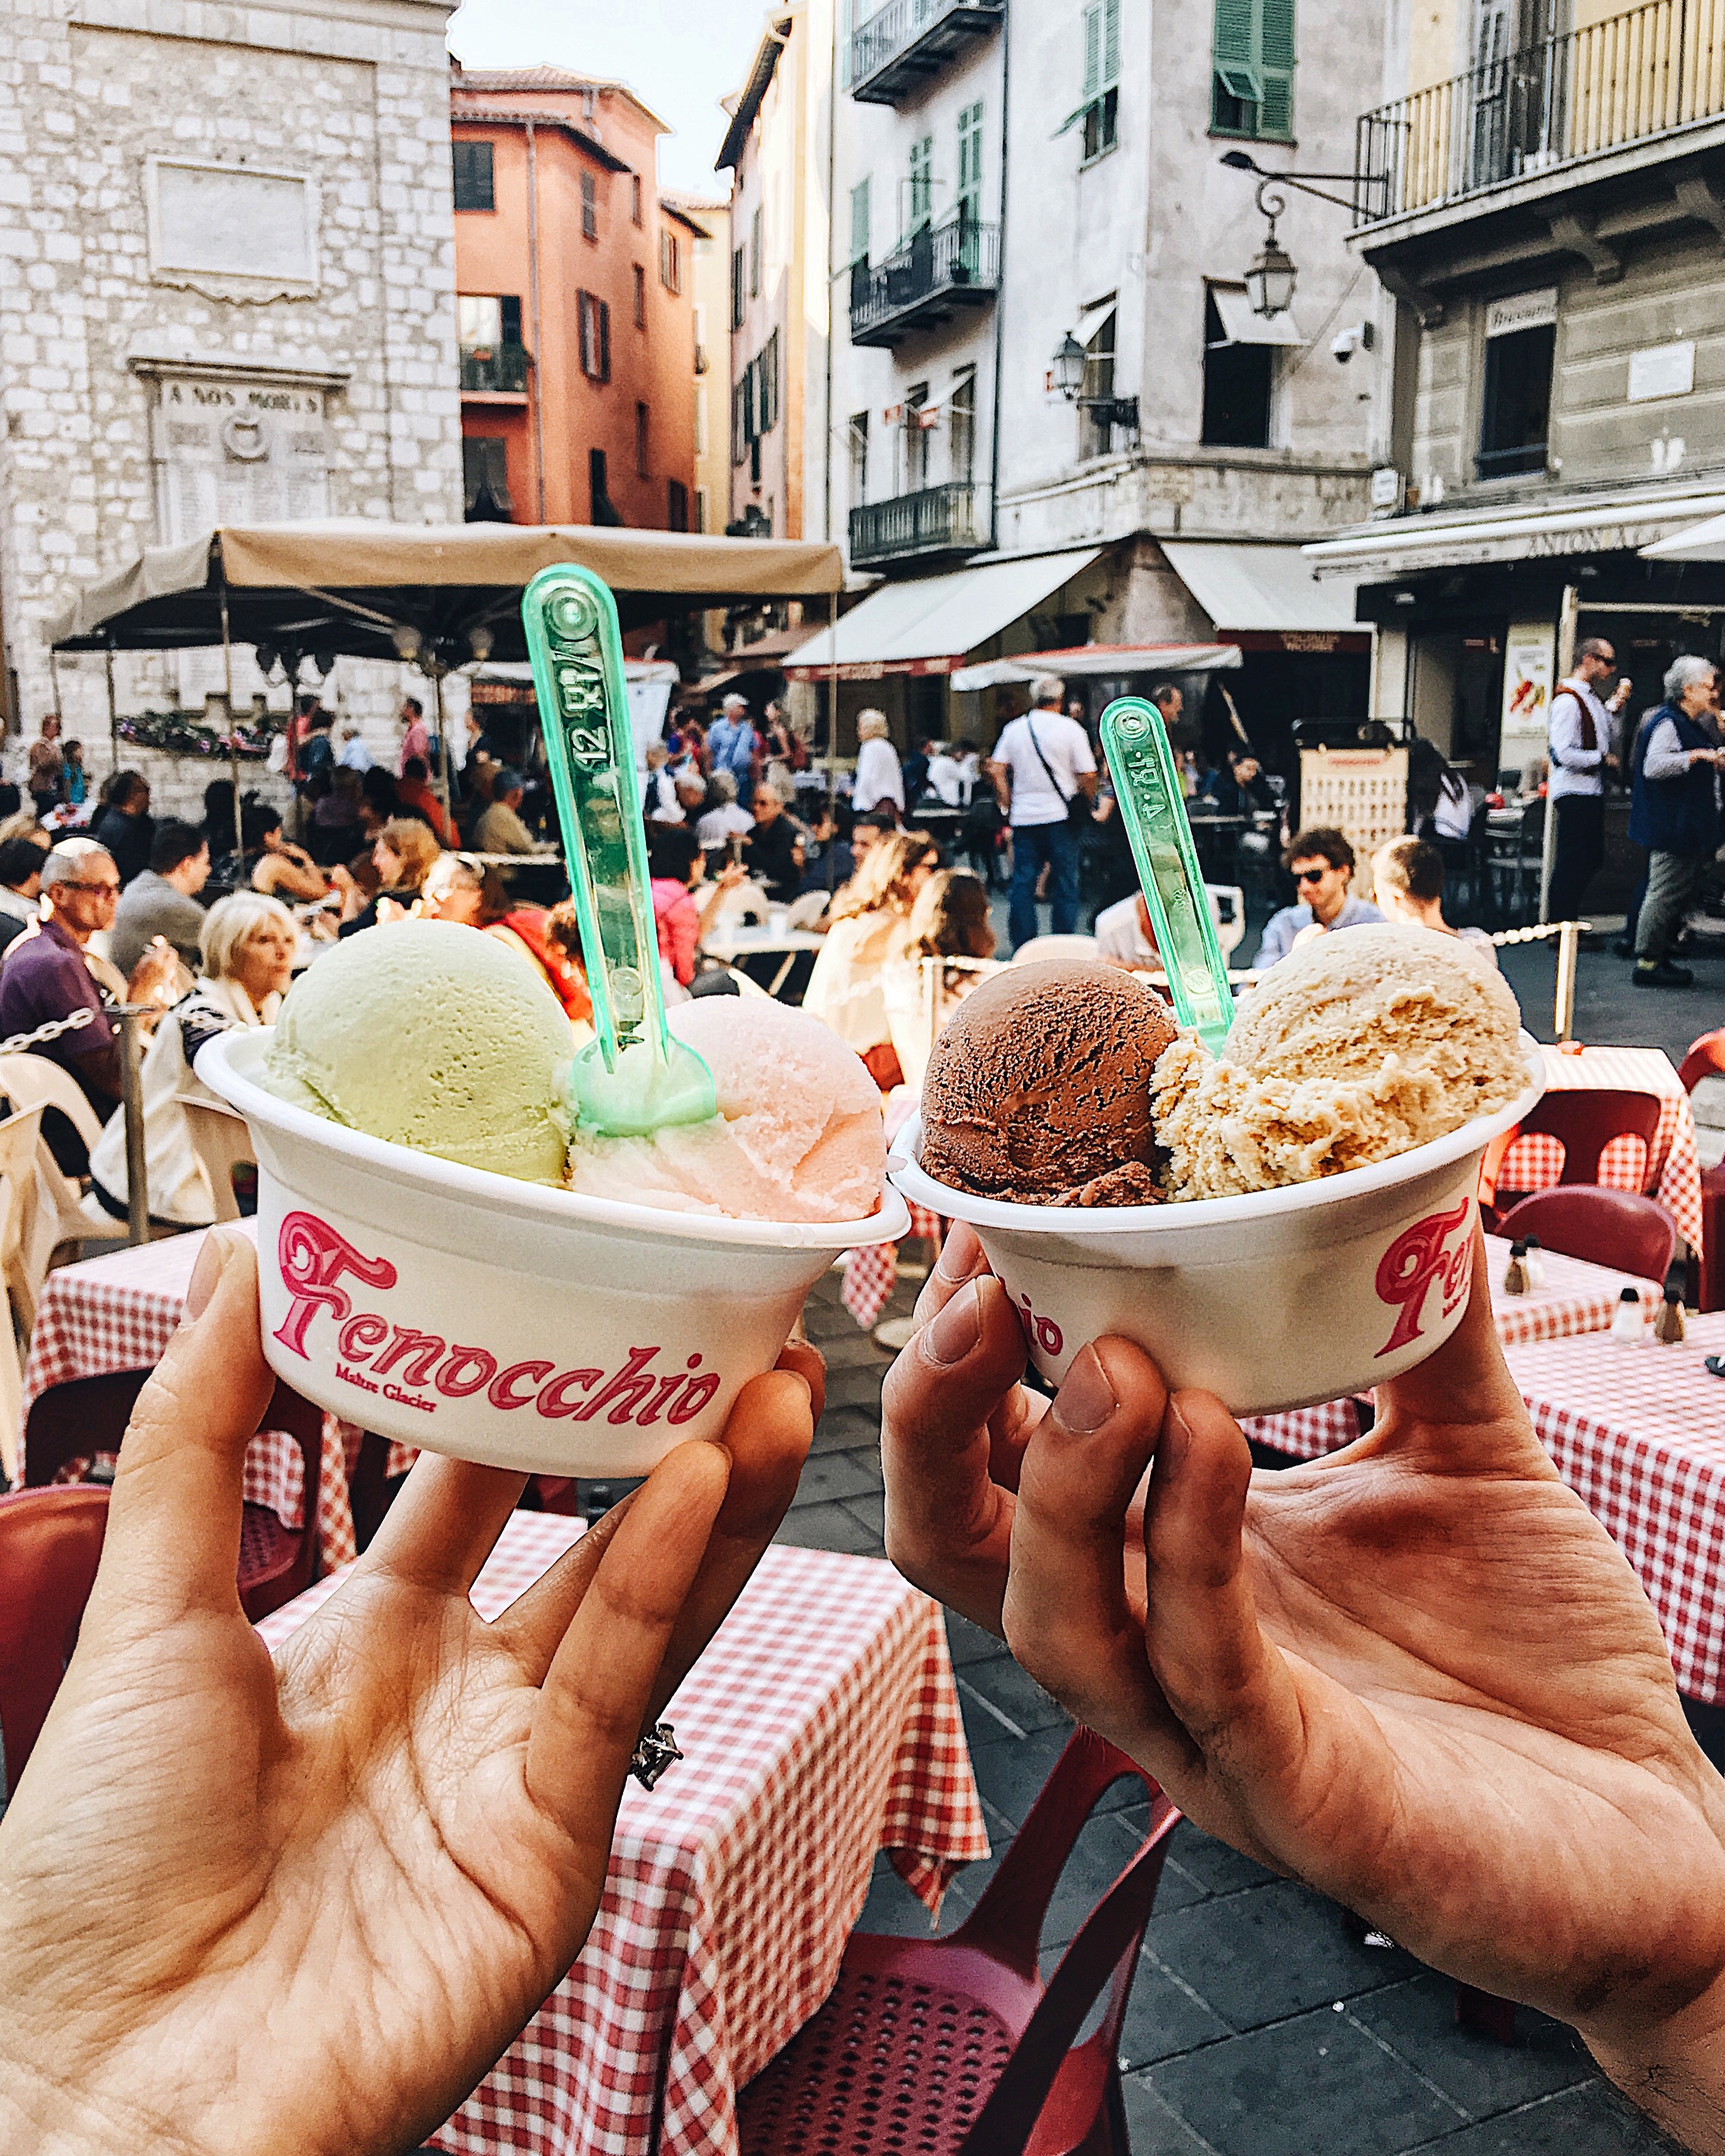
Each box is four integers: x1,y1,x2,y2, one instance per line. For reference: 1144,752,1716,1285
1629,653,1723,989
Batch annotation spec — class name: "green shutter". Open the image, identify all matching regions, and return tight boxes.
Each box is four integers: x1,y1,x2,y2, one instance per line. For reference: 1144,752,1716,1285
850,177,870,265
1102,0,1122,87
1258,0,1296,136
1083,2,1102,101
1213,0,1261,102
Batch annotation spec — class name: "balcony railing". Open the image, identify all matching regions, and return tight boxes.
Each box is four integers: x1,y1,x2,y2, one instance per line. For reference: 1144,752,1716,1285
1355,0,1725,225
459,342,530,393
851,0,1005,105
850,481,987,565
849,214,1001,347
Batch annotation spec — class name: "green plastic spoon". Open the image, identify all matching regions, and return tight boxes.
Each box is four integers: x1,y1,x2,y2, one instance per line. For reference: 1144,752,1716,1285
1100,696,1236,1057
521,563,717,1136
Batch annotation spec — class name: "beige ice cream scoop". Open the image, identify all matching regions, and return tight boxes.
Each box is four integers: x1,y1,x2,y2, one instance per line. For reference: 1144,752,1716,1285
1154,923,1526,1201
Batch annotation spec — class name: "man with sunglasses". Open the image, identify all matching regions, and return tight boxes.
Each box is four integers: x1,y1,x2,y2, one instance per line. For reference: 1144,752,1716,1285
1253,826,1382,968
0,837,174,1169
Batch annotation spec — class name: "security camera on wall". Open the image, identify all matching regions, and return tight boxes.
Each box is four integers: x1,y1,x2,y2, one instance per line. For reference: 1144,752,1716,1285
1332,321,1376,364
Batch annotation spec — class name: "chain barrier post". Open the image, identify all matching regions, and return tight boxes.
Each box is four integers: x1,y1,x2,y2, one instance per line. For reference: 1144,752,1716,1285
1554,919,1580,1044
116,1007,148,1247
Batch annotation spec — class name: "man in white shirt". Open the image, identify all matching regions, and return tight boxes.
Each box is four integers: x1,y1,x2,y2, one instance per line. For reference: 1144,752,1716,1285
925,746,965,807
1547,637,1630,926
695,772,755,854
986,676,1096,950
1094,891,1160,970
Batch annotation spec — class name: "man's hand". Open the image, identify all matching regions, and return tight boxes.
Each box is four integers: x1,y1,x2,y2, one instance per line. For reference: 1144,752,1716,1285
0,1232,819,2156
125,935,186,1009
883,1225,1725,2149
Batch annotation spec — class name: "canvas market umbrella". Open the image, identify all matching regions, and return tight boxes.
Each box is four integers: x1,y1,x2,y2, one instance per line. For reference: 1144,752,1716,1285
47,520,846,842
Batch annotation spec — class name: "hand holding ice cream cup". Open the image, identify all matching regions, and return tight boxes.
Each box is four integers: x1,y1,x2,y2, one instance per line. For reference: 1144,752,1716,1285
887,698,1542,1417
199,568,906,1475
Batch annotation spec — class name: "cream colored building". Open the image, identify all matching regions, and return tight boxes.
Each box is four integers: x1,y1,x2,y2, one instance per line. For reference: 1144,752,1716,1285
671,195,733,536
0,0,464,769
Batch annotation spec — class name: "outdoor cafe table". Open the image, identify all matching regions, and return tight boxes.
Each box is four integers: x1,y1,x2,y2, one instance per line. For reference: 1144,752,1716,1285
1242,1234,1663,1462
700,921,826,999
17,1222,406,1571
1498,1043,1705,1255
256,1514,989,2156
1501,1313,1725,1705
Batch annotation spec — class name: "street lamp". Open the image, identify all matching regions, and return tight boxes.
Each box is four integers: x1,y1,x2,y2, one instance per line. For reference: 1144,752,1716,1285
1049,329,1140,433
1051,332,1088,400
1220,148,1363,320
1245,222,1297,319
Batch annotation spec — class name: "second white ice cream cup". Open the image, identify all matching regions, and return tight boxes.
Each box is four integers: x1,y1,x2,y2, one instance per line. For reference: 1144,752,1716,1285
887,1037,1545,1418
200,1029,909,1475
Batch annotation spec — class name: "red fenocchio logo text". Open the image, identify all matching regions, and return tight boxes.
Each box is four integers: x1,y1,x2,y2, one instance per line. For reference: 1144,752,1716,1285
273,1211,720,1425
1374,1199,1473,1358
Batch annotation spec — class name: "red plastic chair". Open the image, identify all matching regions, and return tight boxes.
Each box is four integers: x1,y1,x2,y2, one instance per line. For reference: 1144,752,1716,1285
23,1368,323,1621
0,1484,109,1795
1494,1188,1676,1285
1679,1029,1725,1313
735,1727,1179,2156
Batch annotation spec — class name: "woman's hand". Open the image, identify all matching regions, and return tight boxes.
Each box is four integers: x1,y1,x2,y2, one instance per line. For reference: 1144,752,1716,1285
0,1233,819,2156
882,1225,1725,2150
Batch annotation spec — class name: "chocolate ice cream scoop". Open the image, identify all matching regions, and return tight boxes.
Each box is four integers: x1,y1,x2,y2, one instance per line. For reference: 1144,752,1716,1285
919,960,1179,1206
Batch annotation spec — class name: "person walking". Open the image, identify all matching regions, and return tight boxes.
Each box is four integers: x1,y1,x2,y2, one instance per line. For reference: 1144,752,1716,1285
27,714,64,819
852,709,905,820
705,695,758,794
1546,636,1630,928
986,674,1096,951
1628,653,1723,989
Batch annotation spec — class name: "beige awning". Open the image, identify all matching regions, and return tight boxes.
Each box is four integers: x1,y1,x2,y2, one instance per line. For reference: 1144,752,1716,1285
1208,286,1306,349
46,520,844,657
784,548,1102,680
1161,542,1363,633
1304,485,1725,581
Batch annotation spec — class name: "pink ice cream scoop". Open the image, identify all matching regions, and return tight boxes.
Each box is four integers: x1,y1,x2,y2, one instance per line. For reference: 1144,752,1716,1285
564,997,887,1225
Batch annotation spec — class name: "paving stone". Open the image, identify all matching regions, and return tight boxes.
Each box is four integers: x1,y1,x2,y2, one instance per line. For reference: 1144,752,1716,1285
957,1652,1071,1734
1119,2073,1218,2154
1349,1974,1592,2120
771,1502,880,1556
1119,1953,1233,2069
1148,1878,1419,2031
1150,2006,1463,2156
943,1610,1008,1667
841,1489,887,1538
807,1404,884,1456
1161,1818,1281,1900
789,1450,883,1508
820,1365,887,1415
966,1727,1138,1829
1424,2079,1684,2152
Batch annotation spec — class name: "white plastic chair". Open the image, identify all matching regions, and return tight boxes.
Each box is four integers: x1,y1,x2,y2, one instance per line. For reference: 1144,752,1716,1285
179,1096,254,1226
0,1103,43,1479
1012,934,1100,966
1205,884,1247,960
784,891,829,930
0,1054,131,1263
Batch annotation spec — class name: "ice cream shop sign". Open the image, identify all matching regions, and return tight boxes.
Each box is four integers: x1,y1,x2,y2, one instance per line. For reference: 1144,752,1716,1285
272,1211,723,1429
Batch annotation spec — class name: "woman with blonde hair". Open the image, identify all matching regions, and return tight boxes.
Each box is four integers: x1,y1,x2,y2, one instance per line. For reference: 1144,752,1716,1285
337,816,441,935
88,892,297,1226
851,707,904,820
884,869,999,1095
804,829,938,1074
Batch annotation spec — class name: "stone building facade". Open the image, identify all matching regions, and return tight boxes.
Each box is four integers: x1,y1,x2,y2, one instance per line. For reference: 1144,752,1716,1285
0,0,464,784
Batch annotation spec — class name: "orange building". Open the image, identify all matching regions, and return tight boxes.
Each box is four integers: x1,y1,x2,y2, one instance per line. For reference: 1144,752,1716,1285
450,64,703,532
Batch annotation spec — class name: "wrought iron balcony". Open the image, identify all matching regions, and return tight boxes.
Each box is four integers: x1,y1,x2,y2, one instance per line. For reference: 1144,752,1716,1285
850,481,987,565
851,0,1005,105
459,342,530,393
1354,0,1725,227
849,214,1000,348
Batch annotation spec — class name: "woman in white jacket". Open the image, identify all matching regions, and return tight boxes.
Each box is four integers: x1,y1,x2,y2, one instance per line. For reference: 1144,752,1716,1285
90,893,297,1227
851,708,905,819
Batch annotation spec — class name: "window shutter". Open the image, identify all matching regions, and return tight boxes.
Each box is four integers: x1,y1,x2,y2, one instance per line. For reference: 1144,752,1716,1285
1102,0,1122,87
1212,0,1261,99
499,294,522,345
598,299,612,382
1258,0,1296,136
1083,2,1103,101
850,177,870,266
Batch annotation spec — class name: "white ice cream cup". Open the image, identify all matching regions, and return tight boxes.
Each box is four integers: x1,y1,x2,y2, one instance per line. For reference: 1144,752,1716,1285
886,1036,1545,1417
199,1029,909,1475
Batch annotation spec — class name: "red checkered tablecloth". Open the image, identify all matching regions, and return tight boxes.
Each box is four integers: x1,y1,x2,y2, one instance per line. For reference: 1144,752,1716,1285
843,1203,944,1329
18,1223,412,1573
257,1516,989,2156
1243,1235,1663,1462
1502,1313,1725,1703
1495,1045,1704,1254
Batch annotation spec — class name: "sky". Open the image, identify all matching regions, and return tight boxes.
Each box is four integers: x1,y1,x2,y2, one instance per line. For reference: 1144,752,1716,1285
444,0,766,196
